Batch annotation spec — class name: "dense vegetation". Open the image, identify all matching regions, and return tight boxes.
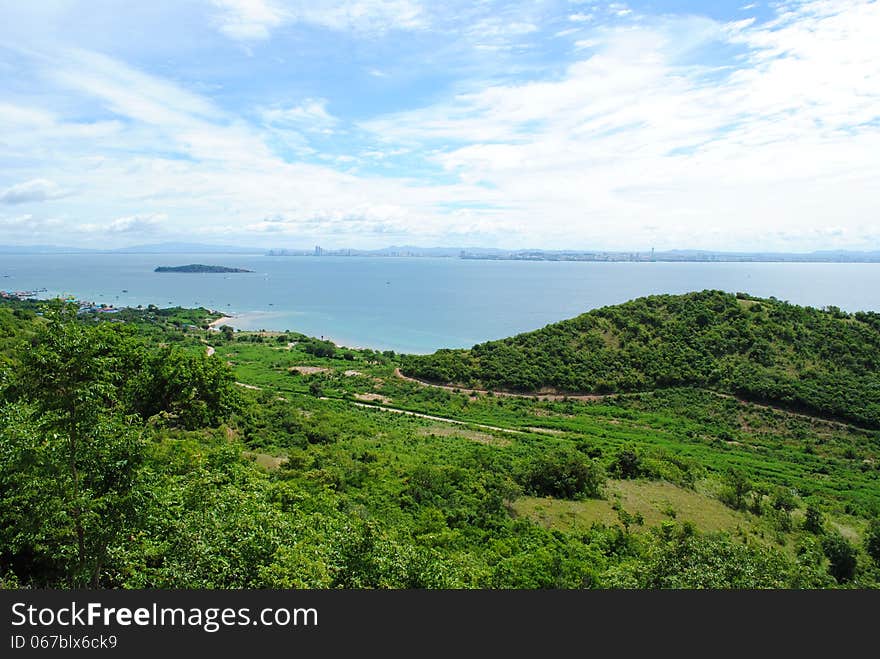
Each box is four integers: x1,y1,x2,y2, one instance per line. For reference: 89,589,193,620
401,290,880,428
1,293,878,589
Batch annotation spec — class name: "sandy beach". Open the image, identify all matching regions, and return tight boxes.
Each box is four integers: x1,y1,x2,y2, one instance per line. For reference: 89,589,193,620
208,315,235,328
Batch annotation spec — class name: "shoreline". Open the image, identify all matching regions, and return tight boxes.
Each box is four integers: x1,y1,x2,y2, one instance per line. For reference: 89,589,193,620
13,294,445,355
208,315,236,328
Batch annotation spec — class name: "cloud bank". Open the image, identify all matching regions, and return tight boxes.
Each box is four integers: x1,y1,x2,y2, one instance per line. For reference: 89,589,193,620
0,0,877,250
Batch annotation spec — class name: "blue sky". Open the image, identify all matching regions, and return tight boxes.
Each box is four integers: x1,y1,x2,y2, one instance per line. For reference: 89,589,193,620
1,0,878,250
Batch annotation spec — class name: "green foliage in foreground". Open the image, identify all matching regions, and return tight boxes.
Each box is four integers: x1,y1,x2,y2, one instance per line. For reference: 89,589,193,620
1,296,879,590
0,306,240,586
400,290,880,428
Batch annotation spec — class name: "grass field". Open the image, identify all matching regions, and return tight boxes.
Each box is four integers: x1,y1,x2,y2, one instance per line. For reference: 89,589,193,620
514,480,750,534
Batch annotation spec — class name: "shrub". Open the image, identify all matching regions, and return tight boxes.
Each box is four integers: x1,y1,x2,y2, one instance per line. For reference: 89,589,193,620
865,518,880,565
822,533,858,583
804,504,824,534
608,445,644,479
520,448,605,499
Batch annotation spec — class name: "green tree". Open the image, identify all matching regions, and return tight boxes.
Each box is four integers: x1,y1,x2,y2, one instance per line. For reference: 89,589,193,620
771,487,798,513
720,468,751,511
0,405,146,587
521,448,605,499
609,445,643,479
821,533,857,584
617,507,644,535
804,504,824,534
2,311,148,586
864,518,880,566
606,530,790,589
309,379,324,397
127,346,240,429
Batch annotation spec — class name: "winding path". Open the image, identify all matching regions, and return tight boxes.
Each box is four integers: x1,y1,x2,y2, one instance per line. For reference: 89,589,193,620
232,368,866,434
393,368,866,431
350,401,527,435
393,368,611,402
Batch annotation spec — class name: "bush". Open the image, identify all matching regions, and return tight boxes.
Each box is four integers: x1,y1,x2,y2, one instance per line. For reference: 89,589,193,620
804,504,824,534
864,518,880,565
608,445,644,479
606,530,790,588
520,448,605,499
304,340,336,358
822,533,858,583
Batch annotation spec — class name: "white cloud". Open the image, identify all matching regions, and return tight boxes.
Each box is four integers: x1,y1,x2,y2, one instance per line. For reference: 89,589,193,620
211,0,285,41
261,98,338,131
1,43,503,246
0,179,70,204
75,214,166,235
296,0,425,33
51,49,220,126
0,213,64,234
361,2,880,249
107,213,167,233
0,103,56,128
209,0,426,41
40,48,277,167
1,1,878,251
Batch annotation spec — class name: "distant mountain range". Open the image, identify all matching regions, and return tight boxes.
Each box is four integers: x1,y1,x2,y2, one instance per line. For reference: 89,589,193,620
2,242,880,262
0,244,96,254
0,242,265,255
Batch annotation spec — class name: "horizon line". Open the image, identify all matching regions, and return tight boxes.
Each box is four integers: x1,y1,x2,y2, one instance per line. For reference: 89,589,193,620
3,241,880,256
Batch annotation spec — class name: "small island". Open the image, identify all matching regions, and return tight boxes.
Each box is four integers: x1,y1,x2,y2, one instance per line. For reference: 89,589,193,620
154,264,254,273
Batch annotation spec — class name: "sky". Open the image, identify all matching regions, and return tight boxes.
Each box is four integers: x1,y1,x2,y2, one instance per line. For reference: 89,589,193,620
0,0,878,251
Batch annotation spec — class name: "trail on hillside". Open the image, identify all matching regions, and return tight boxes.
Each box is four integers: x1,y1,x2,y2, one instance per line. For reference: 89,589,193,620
393,368,866,431
393,368,610,402
350,401,528,435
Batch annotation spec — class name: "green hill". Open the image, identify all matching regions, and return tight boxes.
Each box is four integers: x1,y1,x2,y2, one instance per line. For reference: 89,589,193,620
3,295,879,589
400,290,880,428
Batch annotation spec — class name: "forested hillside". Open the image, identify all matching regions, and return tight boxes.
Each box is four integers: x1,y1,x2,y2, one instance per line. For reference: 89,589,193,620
401,291,880,428
2,296,879,589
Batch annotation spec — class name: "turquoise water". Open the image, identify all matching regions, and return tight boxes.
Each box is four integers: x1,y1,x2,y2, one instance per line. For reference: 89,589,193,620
2,254,880,353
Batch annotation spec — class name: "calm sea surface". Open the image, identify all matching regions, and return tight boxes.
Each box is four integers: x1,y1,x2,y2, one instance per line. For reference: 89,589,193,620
2,254,879,354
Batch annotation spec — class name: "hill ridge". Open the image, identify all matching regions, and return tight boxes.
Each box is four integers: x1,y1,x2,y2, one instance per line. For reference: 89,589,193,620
400,290,880,428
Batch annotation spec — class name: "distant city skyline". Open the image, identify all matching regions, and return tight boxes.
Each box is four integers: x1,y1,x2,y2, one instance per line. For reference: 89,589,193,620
1,1,879,251
5,241,880,264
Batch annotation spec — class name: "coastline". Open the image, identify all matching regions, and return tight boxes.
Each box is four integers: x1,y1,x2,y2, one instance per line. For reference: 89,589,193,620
208,315,235,328
23,293,421,351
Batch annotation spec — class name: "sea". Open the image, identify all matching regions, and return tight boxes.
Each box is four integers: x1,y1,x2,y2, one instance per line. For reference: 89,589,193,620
2,253,879,354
